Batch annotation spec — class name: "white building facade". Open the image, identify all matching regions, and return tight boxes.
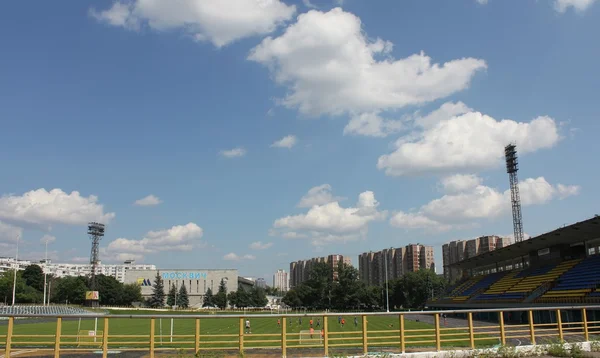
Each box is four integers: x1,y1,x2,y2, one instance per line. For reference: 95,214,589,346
0,257,155,283
273,269,289,292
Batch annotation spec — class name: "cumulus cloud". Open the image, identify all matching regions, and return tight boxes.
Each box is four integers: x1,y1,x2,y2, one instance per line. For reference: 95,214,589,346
440,174,483,194
106,223,204,259
378,104,560,176
134,194,162,206
554,0,597,13
0,221,23,243
271,135,298,148
249,241,273,250
390,175,580,231
343,112,403,137
273,187,386,246
223,253,256,261
248,8,486,118
297,184,344,208
90,0,296,47
220,147,246,158
0,188,115,227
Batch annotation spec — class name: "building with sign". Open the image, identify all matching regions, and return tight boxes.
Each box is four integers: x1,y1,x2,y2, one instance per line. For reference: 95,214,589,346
124,269,238,307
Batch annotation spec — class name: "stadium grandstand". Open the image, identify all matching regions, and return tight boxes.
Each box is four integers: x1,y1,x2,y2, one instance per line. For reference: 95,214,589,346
0,305,97,317
430,215,600,323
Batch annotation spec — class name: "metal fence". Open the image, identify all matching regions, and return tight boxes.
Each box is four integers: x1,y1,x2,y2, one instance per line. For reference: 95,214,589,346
1,305,600,358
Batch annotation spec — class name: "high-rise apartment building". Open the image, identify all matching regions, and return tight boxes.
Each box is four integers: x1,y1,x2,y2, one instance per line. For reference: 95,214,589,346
273,269,289,292
289,254,353,289
358,244,435,287
442,236,512,282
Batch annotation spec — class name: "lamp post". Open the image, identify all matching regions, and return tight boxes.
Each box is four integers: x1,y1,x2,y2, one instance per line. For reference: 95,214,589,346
43,237,49,306
384,249,390,313
12,234,20,306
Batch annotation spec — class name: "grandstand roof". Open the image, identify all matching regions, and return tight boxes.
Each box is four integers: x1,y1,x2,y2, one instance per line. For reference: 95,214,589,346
450,216,600,270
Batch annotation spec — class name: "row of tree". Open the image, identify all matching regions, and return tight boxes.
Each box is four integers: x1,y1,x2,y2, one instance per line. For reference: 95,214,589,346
281,261,447,310
147,272,268,309
0,265,143,306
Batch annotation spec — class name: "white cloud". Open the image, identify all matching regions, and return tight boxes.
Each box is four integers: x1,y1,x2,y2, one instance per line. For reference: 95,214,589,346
134,194,162,206
249,241,273,250
297,184,344,208
248,8,486,117
554,0,597,13
413,101,472,129
273,187,387,246
41,234,56,244
343,112,403,137
220,147,247,158
440,174,483,194
271,135,298,148
390,175,580,231
0,188,115,227
223,252,256,261
302,0,318,9
90,0,296,47
476,0,488,4
0,221,23,243
557,184,581,199
378,105,560,176
106,223,204,259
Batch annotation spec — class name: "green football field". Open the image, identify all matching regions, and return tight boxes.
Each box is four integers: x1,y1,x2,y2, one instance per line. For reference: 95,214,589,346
0,310,498,352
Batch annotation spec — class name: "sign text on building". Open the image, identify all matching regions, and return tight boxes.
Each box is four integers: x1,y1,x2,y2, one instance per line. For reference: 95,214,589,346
162,272,208,280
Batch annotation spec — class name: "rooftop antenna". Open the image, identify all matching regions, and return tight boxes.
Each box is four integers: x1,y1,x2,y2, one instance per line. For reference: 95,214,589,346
505,144,524,243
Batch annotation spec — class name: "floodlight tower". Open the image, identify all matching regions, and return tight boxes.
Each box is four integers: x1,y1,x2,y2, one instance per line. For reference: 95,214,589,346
88,222,105,290
505,144,524,243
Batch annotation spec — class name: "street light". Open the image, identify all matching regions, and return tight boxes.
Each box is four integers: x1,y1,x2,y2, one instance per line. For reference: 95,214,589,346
43,237,50,306
384,249,390,313
12,234,20,306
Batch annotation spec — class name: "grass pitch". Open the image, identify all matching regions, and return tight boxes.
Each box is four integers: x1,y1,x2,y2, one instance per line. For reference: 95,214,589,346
0,310,498,351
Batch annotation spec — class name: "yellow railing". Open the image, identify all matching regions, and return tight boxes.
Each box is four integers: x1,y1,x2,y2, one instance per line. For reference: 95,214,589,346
1,305,600,358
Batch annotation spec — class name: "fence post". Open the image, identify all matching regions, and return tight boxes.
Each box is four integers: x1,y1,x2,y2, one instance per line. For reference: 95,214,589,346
323,315,329,357
195,318,200,354
499,311,506,346
362,315,368,354
399,314,405,354
282,317,287,358
239,317,244,353
102,317,109,358
528,310,536,345
434,313,441,352
582,308,589,341
556,309,563,342
150,318,155,358
54,317,62,358
5,316,14,358
467,312,475,349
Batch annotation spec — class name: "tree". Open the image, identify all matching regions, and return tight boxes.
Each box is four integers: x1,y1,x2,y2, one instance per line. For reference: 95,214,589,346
178,283,189,308
282,289,302,308
22,265,45,292
52,276,89,305
250,287,268,308
203,288,214,307
96,275,123,306
229,286,249,308
214,279,228,309
331,261,363,310
166,283,177,307
121,283,143,306
149,271,165,308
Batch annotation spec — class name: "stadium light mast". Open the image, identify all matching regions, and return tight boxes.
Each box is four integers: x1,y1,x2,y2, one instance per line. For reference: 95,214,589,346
505,144,524,243
88,222,105,291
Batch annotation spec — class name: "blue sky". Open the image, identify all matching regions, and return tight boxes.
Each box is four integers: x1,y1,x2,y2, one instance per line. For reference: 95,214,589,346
1,0,599,281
